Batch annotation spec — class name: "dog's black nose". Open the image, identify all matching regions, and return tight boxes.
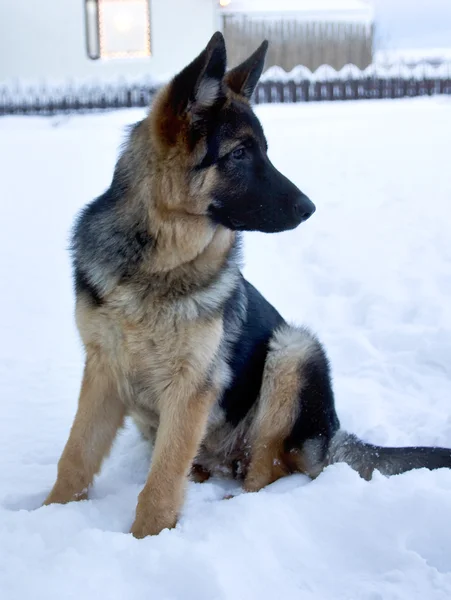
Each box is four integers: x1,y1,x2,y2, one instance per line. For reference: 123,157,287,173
294,194,316,223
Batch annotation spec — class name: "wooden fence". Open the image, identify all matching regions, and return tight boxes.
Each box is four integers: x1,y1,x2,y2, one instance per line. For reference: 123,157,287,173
0,81,158,116
1,63,450,116
254,76,451,104
223,16,374,71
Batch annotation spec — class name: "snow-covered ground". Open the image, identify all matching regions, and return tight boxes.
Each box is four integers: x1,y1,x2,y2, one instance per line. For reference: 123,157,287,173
1,97,451,599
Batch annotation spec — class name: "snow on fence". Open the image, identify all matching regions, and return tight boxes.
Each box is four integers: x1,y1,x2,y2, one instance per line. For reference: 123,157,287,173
254,61,451,104
0,78,159,117
1,62,450,116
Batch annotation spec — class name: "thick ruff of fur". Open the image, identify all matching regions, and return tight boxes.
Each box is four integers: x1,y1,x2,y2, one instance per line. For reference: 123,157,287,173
43,32,451,538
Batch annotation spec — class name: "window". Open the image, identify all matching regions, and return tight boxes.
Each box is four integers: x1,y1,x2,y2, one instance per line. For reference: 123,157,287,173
85,0,151,60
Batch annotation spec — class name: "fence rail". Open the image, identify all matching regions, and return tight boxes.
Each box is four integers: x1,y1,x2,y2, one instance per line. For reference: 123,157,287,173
1,63,450,116
0,82,158,116
254,76,451,104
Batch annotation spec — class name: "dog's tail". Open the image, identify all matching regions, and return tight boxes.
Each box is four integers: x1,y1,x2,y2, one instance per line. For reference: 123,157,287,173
326,430,451,479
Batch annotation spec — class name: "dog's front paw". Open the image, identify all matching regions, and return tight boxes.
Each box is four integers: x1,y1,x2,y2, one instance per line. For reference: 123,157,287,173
43,482,88,506
130,502,177,538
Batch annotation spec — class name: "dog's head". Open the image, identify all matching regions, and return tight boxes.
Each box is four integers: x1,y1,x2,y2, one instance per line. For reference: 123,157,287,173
149,32,315,234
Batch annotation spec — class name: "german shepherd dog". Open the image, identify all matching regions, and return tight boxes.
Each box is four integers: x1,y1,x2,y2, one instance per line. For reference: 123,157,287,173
44,33,451,538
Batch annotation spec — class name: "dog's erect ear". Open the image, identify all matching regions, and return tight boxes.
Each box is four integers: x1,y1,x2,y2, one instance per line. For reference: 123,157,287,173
224,40,269,100
168,32,226,118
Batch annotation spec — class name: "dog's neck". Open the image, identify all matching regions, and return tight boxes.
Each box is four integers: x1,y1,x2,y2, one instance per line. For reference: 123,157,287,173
89,123,238,296
148,214,235,275
126,140,237,281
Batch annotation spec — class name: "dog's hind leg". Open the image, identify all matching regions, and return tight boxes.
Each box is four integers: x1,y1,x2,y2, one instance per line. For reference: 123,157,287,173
243,325,339,492
44,351,125,505
245,324,451,490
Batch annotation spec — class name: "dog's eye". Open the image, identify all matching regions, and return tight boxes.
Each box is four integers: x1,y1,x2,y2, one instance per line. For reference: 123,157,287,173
231,147,246,160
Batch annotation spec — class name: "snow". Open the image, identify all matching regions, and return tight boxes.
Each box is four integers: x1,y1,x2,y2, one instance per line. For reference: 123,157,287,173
260,61,451,82
220,0,374,21
1,96,451,599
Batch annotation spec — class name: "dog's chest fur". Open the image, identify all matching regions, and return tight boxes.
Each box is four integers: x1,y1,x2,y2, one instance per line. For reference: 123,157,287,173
75,263,245,465
80,289,219,391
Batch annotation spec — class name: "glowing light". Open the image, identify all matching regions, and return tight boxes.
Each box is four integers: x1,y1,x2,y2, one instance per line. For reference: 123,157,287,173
113,12,134,34
219,0,231,7
98,0,151,59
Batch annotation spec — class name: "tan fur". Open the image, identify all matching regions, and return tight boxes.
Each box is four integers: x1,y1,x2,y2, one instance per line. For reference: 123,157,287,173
131,385,218,537
46,239,229,533
243,327,309,492
113,101,235,276
44,350,125,505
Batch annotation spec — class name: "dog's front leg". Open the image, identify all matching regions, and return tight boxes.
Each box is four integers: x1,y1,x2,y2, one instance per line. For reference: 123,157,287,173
130,386,216,538
44,353,125,505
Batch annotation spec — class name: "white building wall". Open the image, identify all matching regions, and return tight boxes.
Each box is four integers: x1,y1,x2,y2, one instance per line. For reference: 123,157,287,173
0,0,218,83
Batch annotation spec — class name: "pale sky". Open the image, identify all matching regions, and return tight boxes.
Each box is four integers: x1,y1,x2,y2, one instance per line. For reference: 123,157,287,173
372,0,451,49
